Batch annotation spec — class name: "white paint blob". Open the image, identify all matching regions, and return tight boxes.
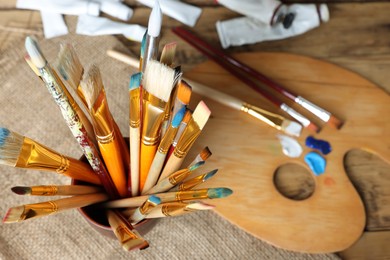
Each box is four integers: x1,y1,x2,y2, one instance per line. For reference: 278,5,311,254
277,134,303,158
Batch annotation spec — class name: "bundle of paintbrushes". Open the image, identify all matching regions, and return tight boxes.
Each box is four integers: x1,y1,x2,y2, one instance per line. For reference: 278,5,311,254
1,1,232,252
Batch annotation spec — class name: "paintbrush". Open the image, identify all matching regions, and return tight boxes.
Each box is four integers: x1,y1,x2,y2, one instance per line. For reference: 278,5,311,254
171,169,218,191
187,79,303,137
144,161,205,195
129,72,142,196
102,187,233,208
3,193,109,223
139,29,148,71
188,146,212,167
169,80,192,127
11,185,102,196
0,127,100,185
128,195,161,224
80,65,128,197
158,101,211,182
141,106,186,194
165,109,192,160
139,60,175,191
144,201,215,219
141,0,162,72
160,42,177,66
173,27,344,130
25,37,118,198
107,210,149,251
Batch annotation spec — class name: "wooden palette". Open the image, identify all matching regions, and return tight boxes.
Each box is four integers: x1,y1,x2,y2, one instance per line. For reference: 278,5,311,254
184,52,390,253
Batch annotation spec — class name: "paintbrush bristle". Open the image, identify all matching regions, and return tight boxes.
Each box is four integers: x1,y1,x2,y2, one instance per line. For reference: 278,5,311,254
148,0,162,37
207,188,233,199
204,169,218,181
24,54,41,76
187,202,215,211
328,115,344,129
281,120,302,137
171,107,186,128
55,44,84,91
142,60,175,102
129,72,142,90
177,81,192,105
25,36,46,69
182,111,192,124
3,206,24,223
0,128,23,166
199,146,212,161
80,65,104,109
160,42,177,66
192,101,211,130
11,186,31,195
188,160,205,171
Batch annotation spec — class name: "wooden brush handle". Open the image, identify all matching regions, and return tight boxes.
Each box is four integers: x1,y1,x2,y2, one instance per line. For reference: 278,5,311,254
140,143,158,191
142,151,167,195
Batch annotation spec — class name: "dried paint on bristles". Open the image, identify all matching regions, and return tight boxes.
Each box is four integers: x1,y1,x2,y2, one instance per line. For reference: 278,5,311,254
11,186,31,195
79,65,104,110
148,0,162,37
172,107,186,128
199,146,212,161
140,29,147,58
192,101,211,130
2,206,24,223
0,128,23,166
186,202,215,211
203,169,218,181
129,72,142,90
25,36,46,69
328,115,344,129
142,60,175,102
177,80,192,105
24,54,41,76
55,44,84,91
207,188,233,199
189,160,205,172
148,195,162,205
182,111,192,124
160,42,177,66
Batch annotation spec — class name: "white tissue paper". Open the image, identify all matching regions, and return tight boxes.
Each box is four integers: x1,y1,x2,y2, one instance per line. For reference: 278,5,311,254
216,3,329,49
40,11,69,39
76,15,147,42
136,0,202,27
217,0,281,24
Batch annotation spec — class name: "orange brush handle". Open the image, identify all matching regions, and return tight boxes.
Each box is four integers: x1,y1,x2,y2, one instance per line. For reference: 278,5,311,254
139,143,157,191
99,140,127,197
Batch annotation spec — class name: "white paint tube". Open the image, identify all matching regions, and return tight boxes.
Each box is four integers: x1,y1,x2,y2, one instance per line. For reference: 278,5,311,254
40,11,69,39
16,0,100,16
97,0,134,21
216,4,329,49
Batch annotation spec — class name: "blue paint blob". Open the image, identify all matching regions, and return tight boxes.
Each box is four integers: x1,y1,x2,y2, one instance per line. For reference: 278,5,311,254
0,128,10,147
305,136,332,155
304,152,326,176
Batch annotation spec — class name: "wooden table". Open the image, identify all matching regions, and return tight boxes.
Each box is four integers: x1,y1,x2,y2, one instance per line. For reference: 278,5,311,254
0,1,389,258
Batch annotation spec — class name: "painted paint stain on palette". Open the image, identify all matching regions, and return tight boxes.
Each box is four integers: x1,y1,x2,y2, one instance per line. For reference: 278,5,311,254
304,152,326,176
305,136,331,155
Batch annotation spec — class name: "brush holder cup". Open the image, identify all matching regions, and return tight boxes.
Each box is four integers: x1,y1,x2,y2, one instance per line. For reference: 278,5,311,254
72,138,157,240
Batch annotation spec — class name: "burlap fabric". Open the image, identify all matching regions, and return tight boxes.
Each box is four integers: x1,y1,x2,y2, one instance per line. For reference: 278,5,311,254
0,18,340,260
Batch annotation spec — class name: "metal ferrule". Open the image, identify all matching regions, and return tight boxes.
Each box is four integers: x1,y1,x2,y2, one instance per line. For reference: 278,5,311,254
241,103,284,130
19,202,59,221
15,137,70,174
129,88,141,128
142,36,159,73
91,91,114,137
280,103,311,127
178,175,204,191
295,96,331,122
141,91,167,146
158,127,178,154
173,119,200,158
31,186,59,196
168,168,191,185
96,131,115,145
175,189,209,202
161,203,187,216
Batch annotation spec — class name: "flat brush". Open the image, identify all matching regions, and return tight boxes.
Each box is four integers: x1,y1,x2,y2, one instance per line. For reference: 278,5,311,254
159,42,177,66
169,80,192,127
0,127,100,185
80,65,128,197
11,185,102,196
129,72,142,196
166,109,192,160
144,161,205,195
3,193,109,223
158,101,211,182
25,37,118,198
107,210,149,251
103,187,233,208
144,201,215,219
139,60,175,191
173,27,343,130
141,106,186,194
128,195,161,224
188,146,212,167
187,79,302,137
171,169,218,191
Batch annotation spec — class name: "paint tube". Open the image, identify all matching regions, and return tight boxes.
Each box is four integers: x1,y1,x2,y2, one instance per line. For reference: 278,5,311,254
16,0,100,16
217,0,281,24
97,0,134,21
40,12,68,39
136,0,202,27
216,4,329,49
76,15,146,42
